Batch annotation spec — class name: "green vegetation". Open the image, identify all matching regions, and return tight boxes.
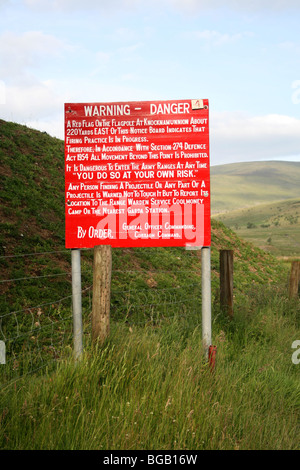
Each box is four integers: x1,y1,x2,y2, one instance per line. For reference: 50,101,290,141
215,198,300,258
1,284,299,450
0,119,299,450
211,161,300,214
0,119,70,315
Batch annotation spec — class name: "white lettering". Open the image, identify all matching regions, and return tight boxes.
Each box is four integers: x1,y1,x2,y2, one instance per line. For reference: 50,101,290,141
84,104,130,117
150,102,190,115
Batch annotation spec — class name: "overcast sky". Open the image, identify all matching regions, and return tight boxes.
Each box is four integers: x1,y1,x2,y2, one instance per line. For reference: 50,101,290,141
0,0,300,166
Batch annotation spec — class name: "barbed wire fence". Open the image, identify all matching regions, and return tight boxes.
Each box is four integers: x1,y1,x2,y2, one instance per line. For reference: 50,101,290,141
1,245,296,388
1,249,85,386
0,247,203,388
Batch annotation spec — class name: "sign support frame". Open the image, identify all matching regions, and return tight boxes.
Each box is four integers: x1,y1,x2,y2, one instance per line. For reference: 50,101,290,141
71,248,83,360
201,246,211,359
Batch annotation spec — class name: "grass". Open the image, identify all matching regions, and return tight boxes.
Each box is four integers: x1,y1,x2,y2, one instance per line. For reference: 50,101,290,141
211,161,300,214
215,198,300,259
1,283,299,450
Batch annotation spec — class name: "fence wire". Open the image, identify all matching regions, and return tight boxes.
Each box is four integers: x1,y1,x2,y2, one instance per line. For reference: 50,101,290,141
0,248,203,388
0,295,71,384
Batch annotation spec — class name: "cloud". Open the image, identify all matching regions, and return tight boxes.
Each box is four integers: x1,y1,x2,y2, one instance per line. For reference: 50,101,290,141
7,81,61,115
0,31,69,83
0,0,10,8
0,30,74,136
25,116,64,139
0,80,5,105
109,27,139,43
23,0,300,11
184,30,250,47
167,0,300,12
117,42,144,59
23,0,141,11
0,79,63,128
211,112,300,165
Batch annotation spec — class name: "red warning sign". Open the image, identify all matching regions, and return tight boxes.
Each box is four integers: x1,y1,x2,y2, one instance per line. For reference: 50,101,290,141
64,99,210,248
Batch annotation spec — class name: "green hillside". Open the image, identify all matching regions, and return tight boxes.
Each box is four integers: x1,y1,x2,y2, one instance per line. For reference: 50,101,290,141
216,198,300,258
211,161,300,214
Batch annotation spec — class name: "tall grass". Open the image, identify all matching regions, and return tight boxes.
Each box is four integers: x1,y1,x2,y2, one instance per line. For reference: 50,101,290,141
1,285,299,450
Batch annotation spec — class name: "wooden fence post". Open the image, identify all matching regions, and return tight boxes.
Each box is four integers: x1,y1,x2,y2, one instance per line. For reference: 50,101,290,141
220,249,234,318
289,260,300,299
92,245,112,345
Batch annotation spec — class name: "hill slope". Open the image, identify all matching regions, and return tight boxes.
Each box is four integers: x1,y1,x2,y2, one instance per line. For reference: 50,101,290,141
216,198,300,258
211,160,300,214
0,119,289,317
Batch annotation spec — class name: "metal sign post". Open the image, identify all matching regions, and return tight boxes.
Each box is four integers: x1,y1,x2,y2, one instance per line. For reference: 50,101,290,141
71,248,83,360
0,340,5,364
201,246,211,359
